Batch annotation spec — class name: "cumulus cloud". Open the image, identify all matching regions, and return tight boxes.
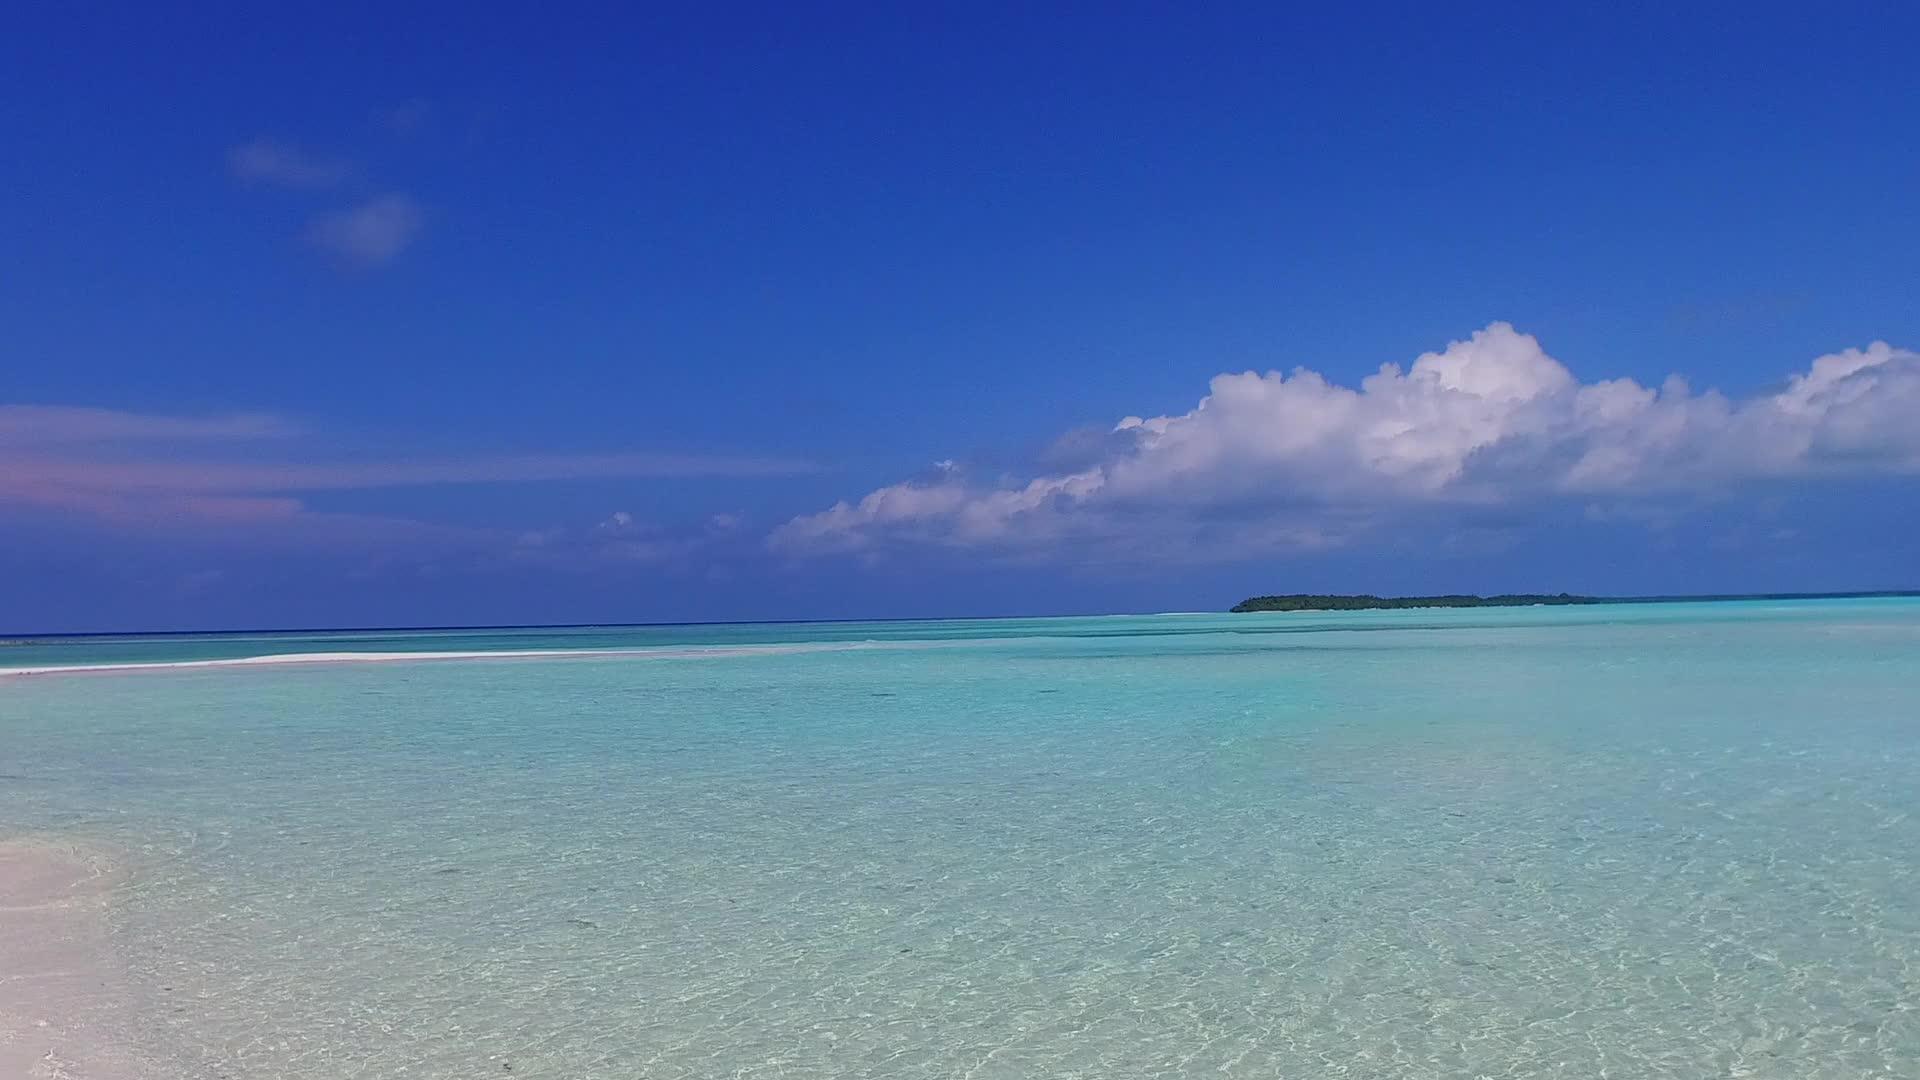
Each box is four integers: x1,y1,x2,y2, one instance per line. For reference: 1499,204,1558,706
306,194,424,265
774,323,1920,559
227,138,352,189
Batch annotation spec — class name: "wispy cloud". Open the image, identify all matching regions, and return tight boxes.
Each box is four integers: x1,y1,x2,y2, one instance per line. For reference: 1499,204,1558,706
508,509,756,570
0,405,296,445
305,194,425,266
379,98,433,136
774,323,1920,561
229,127,429,268
227,138,352,189
4,453,816,497
0,404,816,544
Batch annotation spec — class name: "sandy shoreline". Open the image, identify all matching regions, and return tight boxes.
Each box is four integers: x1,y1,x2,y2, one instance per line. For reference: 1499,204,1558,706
0,838,143,1079
0,640,911,680
0,647,653,678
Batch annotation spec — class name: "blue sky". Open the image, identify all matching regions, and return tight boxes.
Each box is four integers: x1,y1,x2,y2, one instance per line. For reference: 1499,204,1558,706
4,3,1919,631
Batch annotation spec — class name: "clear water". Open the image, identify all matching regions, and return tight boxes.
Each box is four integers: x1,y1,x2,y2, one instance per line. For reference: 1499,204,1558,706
3,600,1917,1078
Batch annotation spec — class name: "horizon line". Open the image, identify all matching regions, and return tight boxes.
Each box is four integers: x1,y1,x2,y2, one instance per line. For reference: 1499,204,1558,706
5,589,1917,642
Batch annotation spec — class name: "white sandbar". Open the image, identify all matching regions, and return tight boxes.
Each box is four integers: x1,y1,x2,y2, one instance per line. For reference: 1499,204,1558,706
0,641,907,679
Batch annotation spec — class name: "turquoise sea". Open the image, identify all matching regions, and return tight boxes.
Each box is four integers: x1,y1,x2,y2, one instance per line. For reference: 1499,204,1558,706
3,600,1918,1078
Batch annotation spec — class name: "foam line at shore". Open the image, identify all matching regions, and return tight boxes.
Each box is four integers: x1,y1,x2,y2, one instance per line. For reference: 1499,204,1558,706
0,641,917,679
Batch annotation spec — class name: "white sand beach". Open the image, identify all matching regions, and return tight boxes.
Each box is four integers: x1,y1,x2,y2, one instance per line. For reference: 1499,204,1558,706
0,649,641,678
0,641,912,680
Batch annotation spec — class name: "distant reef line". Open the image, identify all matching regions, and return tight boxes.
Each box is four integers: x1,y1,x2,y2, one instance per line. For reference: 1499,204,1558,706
1228,591,1920,613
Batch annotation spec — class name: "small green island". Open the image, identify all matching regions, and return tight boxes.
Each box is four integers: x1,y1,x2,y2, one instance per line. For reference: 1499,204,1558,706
1230,593,1601,613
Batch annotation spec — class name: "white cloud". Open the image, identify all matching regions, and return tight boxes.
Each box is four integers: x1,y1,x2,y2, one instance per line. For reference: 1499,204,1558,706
774,323,1920,558
306,194,424,266
227,138,352,189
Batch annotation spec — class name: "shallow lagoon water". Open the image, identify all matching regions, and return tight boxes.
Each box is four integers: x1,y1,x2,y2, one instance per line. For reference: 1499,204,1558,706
3,601,1918,1077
